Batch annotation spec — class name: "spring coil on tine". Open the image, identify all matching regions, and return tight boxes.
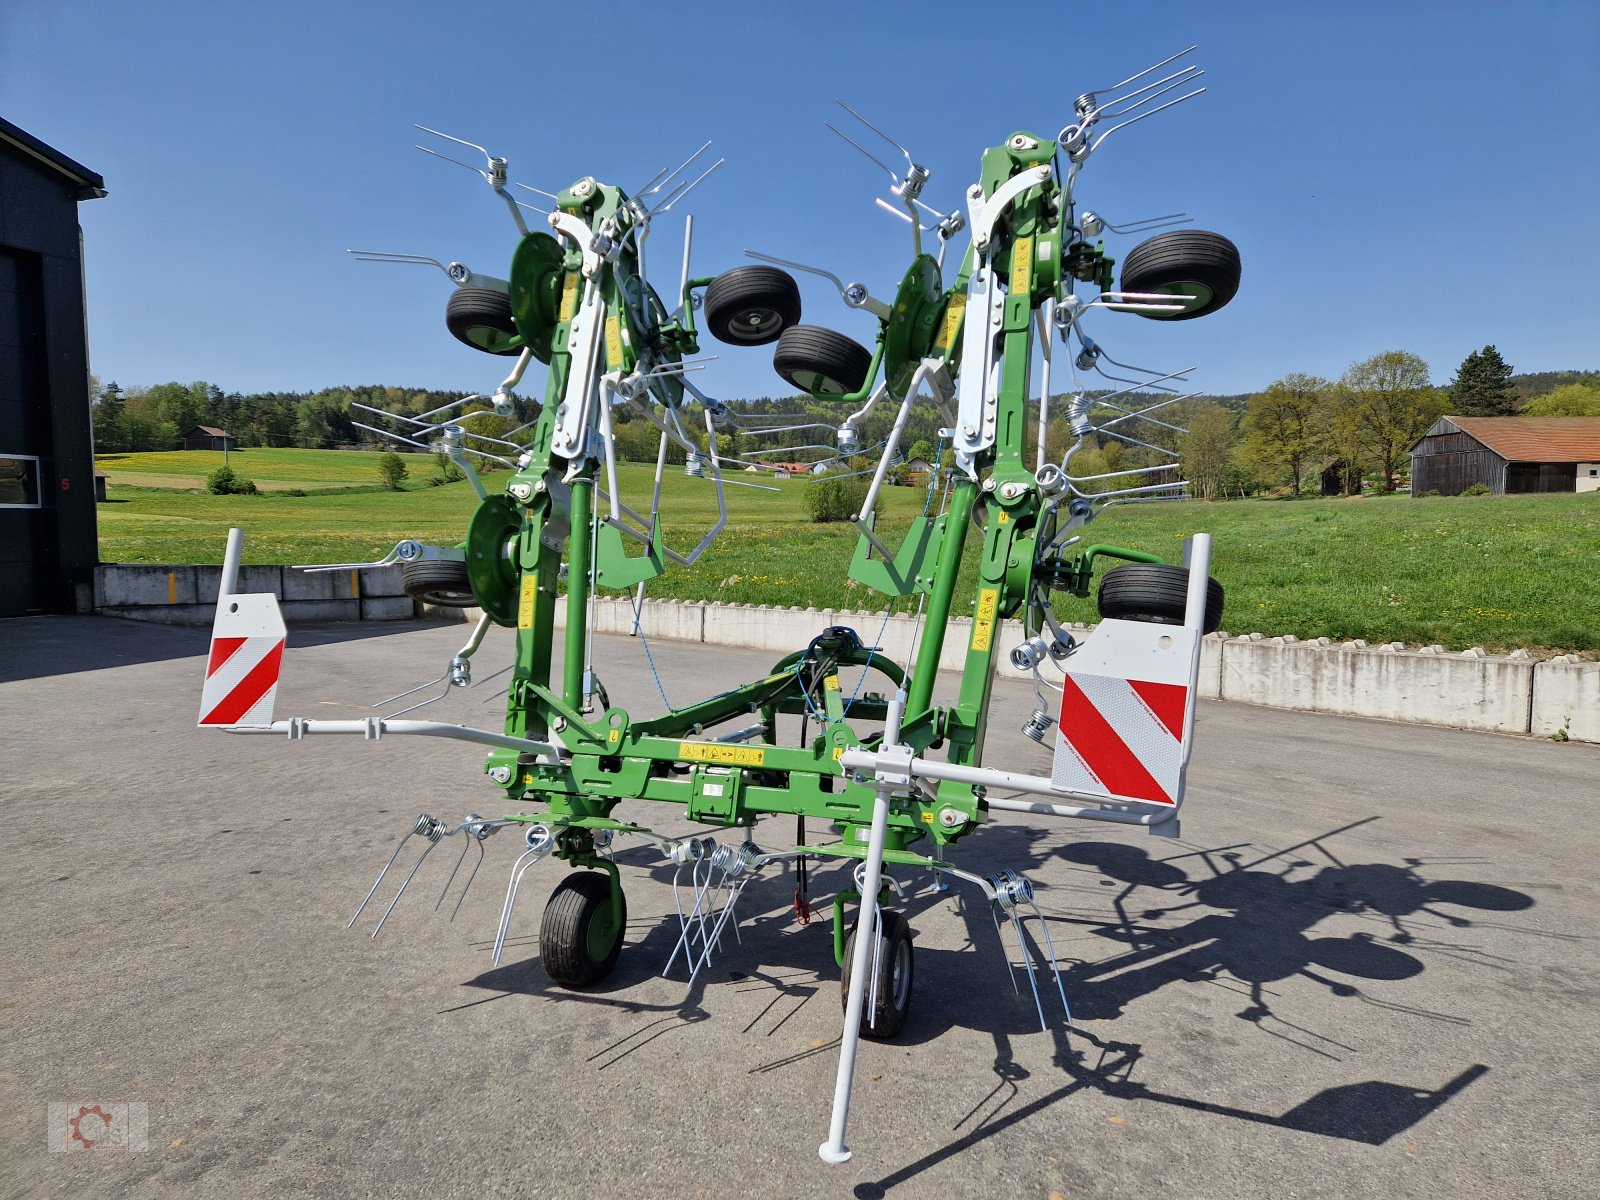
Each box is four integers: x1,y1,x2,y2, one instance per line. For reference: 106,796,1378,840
989,868,1035,912
524,824,553,852
1021,708,1055,745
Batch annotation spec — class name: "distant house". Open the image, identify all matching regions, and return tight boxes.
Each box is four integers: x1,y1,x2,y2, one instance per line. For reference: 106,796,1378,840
900,456,934,486
1409,417,1600,496
182,425,236,452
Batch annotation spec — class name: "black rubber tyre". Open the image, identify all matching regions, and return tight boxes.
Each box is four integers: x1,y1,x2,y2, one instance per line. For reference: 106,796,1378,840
773,325,873,396
540,871,627,988
1118,231,1241,321
1097,562,1225,633
840,910,913,1039
704,266,802,346
445,287,522,355
401,559,476,608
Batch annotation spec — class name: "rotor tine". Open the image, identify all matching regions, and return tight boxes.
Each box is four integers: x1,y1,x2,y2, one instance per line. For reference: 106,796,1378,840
435,834,475,911
371,828,446,939
663,863,693,977
640,140,712,199
990,905,1021,996
690,876,749,981
413,144,489,180
825,123,901,184
349,824,421,928
492,846,542,965
1007,910,1048,1032
414,124,490,156
1027,899,1073,1025
834,100,915,175
1083,45,1198,99
651,157,723,215
449,838,489,922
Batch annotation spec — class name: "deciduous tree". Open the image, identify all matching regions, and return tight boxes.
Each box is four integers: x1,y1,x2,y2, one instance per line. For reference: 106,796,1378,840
1521,382,1600,417
1240,373,1329,493
1342,351,1444,491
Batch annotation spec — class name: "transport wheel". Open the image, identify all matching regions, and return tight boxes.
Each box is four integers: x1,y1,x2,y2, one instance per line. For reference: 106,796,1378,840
1118,230,1241,321
840,910,914,1039
401,559,476,608
540,871,627,988
704,265,802,346
1096,562,1225,633
773,325,874,396
445,287,522,355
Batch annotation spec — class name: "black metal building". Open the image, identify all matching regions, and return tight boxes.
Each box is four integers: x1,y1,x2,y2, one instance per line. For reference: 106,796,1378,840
1410,416,1600,496
0,118,105,616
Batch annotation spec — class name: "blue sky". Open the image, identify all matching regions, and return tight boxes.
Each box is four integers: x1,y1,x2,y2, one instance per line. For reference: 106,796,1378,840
5,1,1597,403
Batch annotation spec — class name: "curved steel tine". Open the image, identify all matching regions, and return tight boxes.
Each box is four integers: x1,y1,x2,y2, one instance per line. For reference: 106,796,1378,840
663,862,693,977
990,905,1020,996
1008,911,1048,1032
1026,899,1073,1025
435,835,475,911
371,836,444,939
690,875,749,981
449,838,489,922
492,846,543,966
349,827,419,928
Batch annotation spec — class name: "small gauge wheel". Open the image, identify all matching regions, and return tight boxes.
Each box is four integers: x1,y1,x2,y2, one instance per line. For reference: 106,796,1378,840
446,288,524,355
841,909,914,1039
540,871,627,987
401,559,475,607
1117,230,1241,321
773,325,874,396
1096,562,1225,633
703,266,802,346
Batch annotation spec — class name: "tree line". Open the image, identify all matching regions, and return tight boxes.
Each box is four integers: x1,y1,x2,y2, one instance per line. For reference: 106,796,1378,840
91,344,1597,504
90,380,474,454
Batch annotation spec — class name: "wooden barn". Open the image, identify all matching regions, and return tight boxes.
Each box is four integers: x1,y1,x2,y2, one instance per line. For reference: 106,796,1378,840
1409,417,1600,496
182,425,235,452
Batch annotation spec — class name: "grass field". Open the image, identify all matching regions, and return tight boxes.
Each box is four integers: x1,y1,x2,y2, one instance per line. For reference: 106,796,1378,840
96,448,433,492
96,451,1600,654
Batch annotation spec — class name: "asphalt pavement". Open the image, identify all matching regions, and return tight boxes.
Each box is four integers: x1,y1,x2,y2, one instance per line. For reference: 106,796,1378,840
1,615,1595,1199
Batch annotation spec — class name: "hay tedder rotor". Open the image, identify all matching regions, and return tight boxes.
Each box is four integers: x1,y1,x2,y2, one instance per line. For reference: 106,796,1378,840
200,46,1240,1161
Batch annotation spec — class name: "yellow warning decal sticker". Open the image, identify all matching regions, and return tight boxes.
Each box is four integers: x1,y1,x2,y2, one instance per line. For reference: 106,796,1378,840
605,315,625,367
558,274,580,322
920,811,935,824
1011,236,1033,298
936,293,967,353
679,741,765,767
517,576,539,629
972,587,1000,652
607,728,621,745
832,746,846,761
824,675,840,692
997,510,1010,525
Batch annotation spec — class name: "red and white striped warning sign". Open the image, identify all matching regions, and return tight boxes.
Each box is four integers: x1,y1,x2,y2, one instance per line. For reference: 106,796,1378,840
198,593,286,727
1050,618,1201,808
1053,674,1187,805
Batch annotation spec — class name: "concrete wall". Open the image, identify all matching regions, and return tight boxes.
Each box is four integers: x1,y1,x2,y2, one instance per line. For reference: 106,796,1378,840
93,563,413,625
421,597,1593,742
96,569,1595,743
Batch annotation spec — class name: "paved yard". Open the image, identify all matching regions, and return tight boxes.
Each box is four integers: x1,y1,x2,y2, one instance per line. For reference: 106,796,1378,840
1,615,1595,1199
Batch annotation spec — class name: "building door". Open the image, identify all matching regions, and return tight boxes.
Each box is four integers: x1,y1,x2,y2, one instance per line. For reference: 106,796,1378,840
0,246,58,616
